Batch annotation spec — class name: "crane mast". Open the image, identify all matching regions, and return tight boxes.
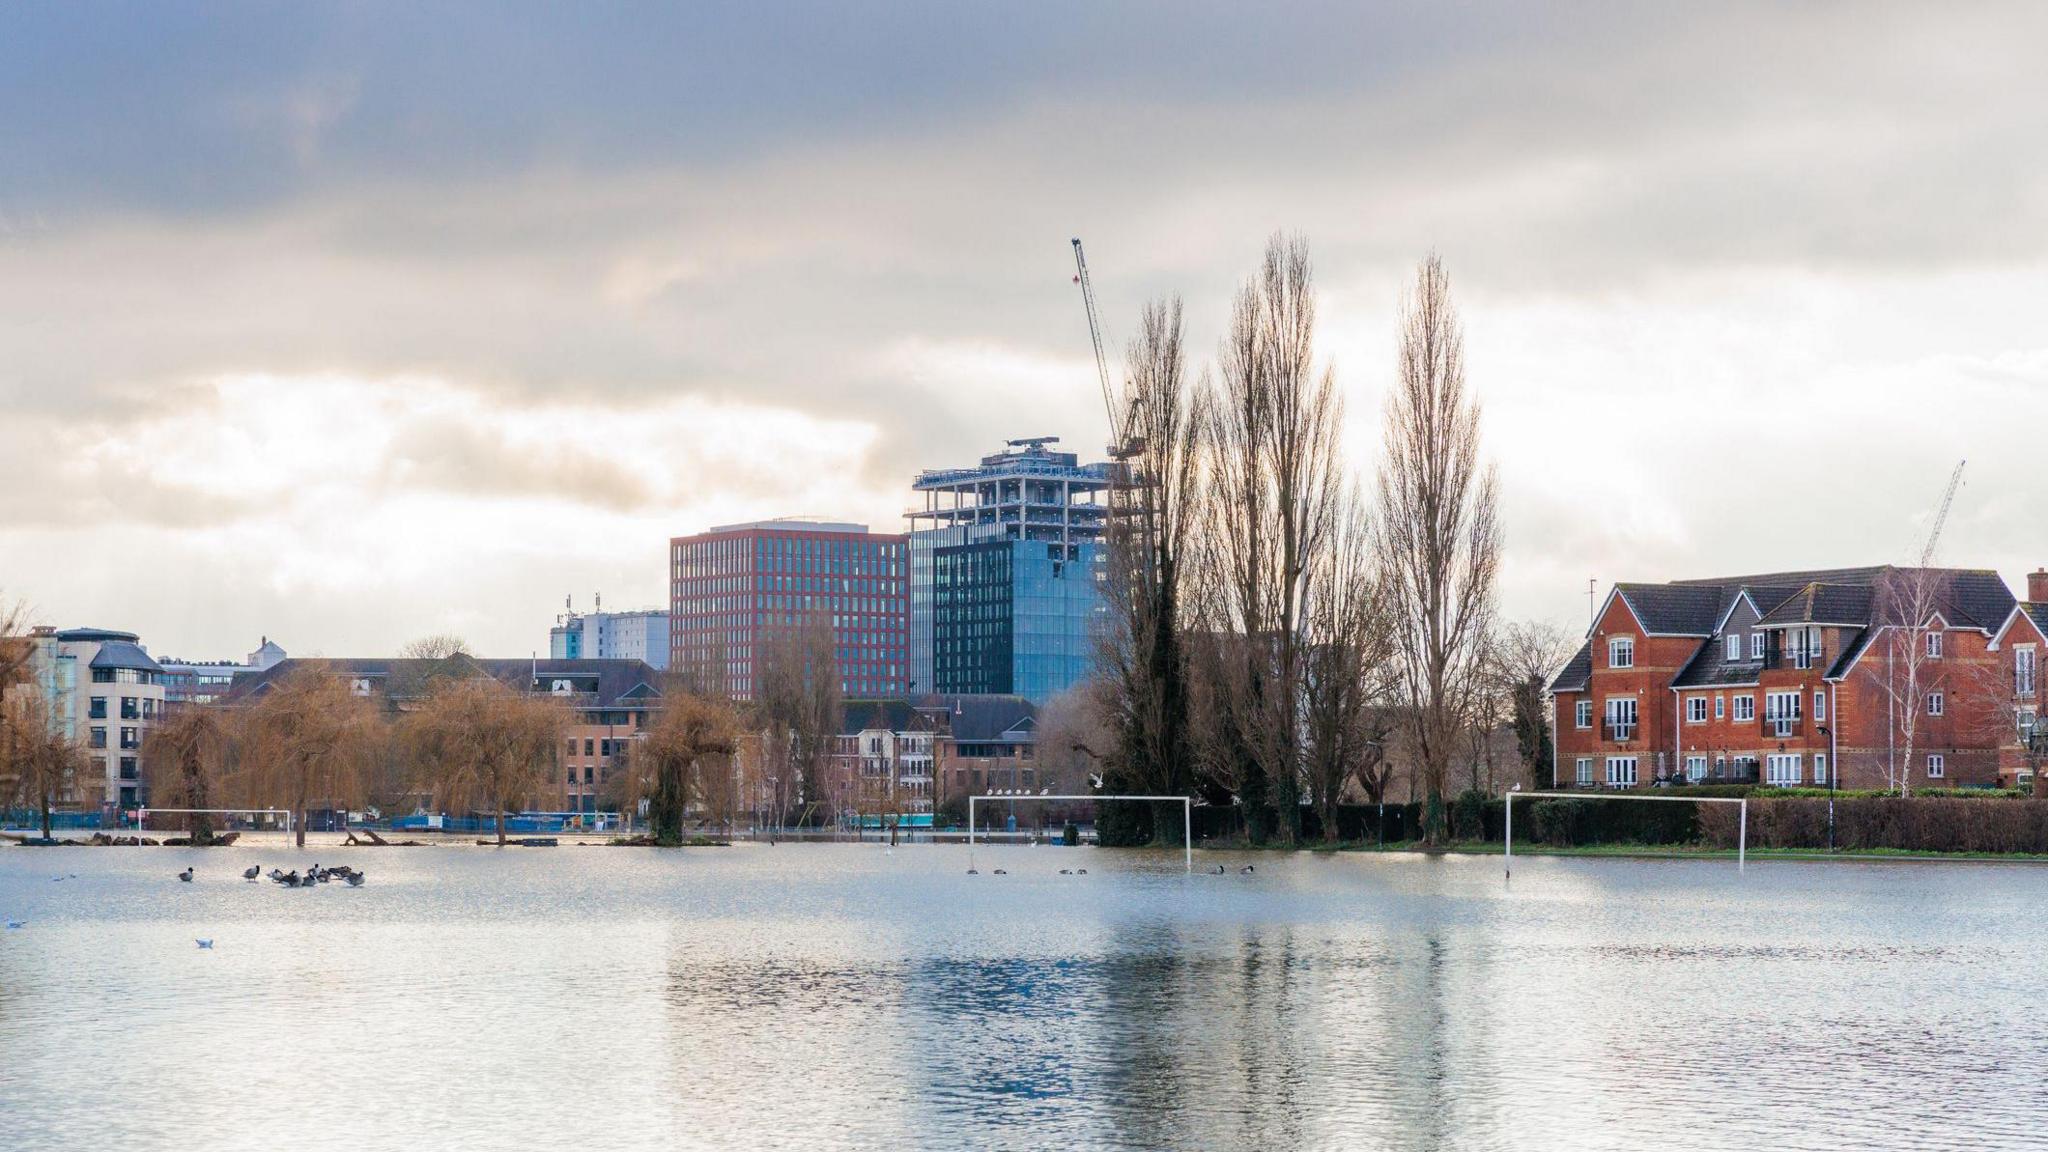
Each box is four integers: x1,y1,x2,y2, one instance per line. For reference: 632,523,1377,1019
1070,238,1121,452
1918,459,1966,567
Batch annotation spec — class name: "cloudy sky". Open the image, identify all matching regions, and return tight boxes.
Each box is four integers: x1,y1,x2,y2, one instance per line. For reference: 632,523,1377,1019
3,2,2045,659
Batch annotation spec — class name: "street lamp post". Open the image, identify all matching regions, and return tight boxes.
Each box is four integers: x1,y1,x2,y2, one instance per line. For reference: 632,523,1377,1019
1817,725,1834,852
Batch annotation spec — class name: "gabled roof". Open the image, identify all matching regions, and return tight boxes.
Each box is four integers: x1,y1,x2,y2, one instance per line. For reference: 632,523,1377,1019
841,698,923,735
919,694,1039,743
1989,603,2048,649
1548,642,1592,693
1611,583,1726,635
1671,636,1763,689
1755,582,1874,628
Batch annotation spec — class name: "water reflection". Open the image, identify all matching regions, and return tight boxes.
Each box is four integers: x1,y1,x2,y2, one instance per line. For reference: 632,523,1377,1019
3,844,2047,1151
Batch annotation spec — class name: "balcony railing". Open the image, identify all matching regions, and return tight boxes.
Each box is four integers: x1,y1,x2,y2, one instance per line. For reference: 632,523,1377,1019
1764,717,1803,739
1603,720,1638,742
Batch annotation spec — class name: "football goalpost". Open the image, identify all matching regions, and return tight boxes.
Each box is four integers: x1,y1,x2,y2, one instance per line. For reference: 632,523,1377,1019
1502,791,1747,878
135,807,294,842
967,794,1193,873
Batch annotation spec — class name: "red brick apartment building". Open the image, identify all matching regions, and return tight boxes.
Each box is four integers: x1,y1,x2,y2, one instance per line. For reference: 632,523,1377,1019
1551,567,2048,791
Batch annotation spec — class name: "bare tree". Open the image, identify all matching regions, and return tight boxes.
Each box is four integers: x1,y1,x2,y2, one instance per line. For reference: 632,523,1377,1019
756,611,841,827
1301,489,1397,841
1492,620,1577,790
406,677,565,846
1854,567,1952,797
0,598,38,799
1372,254,1501,844
3,689,87,841
1205,233,1344,845
143,705,231,843
1098,298,1207,843
236,666,384,847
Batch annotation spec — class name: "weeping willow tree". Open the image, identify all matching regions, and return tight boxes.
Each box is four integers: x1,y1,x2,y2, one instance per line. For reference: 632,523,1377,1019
405,676,565,846
620,692,739,846
143,705,230,843
237,666,385,847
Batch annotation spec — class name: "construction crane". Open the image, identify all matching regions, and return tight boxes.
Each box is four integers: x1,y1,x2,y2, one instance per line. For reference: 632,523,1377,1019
1917,459,1966,566
1070,238,1121,451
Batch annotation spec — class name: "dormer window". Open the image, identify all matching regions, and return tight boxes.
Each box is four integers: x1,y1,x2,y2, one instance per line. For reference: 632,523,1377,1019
1725,634,1741,661
1749,634,1765,661
1925,631,1943,659
1608,636,1635,669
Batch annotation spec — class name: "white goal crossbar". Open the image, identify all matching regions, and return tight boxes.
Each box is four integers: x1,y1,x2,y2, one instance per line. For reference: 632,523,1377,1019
1503,790,1746,878
135,808,294,843
967,794,1193,872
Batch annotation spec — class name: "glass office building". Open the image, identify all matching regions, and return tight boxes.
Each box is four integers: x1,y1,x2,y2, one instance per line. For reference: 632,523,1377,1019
911,438,1110,703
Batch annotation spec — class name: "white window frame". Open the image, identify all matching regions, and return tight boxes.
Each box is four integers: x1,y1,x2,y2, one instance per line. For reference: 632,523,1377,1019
1684,755,1708,781
1605,756,1638,788
1733,695,1755,722
1575,700,1593,729
1575,757,1594,786
1749,633,1765,660
1766,753,1802,786
1608,635,1635,669
1725,634,1741,661
1686,696,1708,724
2017,646,2036,698
1813,754,1827,785
1927,691,1944,717
1715,694,1725,719
1604,697,1638,740
1927,753,1945,779
1814,691,1826,722
1926,630,1943,659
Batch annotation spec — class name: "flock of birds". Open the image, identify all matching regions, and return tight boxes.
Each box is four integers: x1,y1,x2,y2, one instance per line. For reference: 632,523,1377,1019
174,863,366,887
7,863,370,949
965,864,1256,875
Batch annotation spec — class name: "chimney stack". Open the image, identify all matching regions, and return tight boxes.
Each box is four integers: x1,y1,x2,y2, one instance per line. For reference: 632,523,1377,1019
2030,568,2048,604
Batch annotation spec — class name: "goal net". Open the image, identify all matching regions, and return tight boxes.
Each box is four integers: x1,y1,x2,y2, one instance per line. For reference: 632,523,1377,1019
134,807,294,842
1502,790,1748,877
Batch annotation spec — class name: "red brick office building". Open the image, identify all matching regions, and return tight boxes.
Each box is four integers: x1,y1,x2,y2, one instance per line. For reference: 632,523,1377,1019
1551,567,2048,791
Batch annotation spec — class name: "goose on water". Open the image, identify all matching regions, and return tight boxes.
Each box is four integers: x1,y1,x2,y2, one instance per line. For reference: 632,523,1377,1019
177,867,194,883
345,873,365,887
243,865,261,881
1240,865,1255,874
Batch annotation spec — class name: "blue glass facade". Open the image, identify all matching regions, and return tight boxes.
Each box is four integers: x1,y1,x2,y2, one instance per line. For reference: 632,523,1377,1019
932,538,1104,701
910,438,1112,704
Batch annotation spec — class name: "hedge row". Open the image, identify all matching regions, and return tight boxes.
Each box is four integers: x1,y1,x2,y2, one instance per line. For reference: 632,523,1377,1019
1190,794,2048,853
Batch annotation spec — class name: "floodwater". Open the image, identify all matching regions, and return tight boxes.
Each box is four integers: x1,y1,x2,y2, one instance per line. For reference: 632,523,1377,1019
1,839,2043,1152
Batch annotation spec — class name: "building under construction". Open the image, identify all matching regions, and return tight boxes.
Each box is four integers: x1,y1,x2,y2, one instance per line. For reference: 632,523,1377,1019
907,437,1112,702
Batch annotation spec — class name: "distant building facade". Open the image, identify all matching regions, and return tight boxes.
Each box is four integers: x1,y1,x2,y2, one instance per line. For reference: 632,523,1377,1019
669,518,908,701
909,438,1110,703
25,627,169,812
1551,566,2048,792
550,606,670,670
231,656,663,814
158,636,286,704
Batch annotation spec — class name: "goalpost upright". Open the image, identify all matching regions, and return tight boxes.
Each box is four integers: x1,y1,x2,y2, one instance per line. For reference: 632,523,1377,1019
1503,790,1746,878
967,794,1193,872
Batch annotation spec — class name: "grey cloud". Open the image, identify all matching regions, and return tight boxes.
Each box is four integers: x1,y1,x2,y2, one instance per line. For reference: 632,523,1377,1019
379,416,656,512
